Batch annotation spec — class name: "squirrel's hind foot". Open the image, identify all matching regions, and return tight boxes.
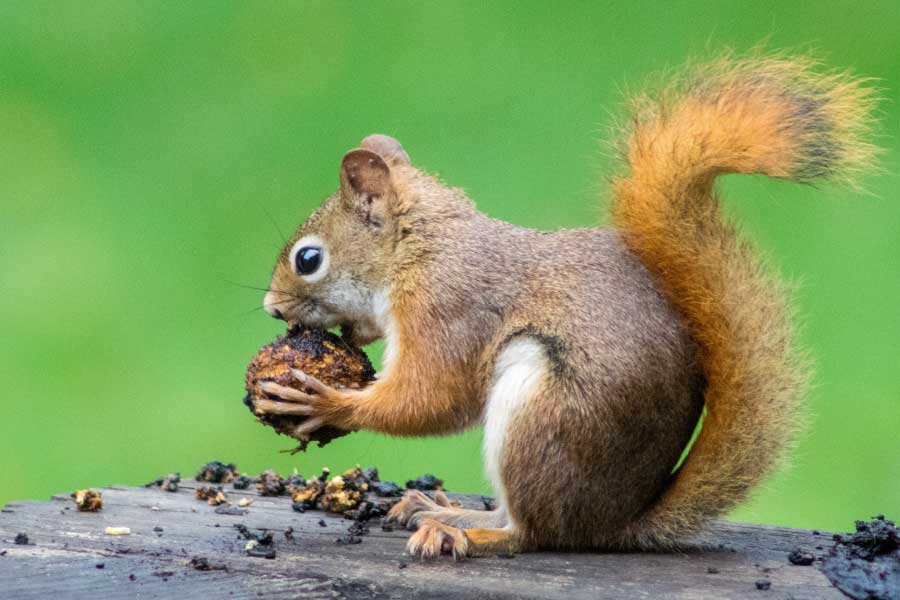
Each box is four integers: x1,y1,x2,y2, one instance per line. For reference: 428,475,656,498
406,519,469,560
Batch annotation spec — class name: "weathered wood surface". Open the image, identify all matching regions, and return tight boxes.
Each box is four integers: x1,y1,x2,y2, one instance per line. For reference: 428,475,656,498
0,479,842,599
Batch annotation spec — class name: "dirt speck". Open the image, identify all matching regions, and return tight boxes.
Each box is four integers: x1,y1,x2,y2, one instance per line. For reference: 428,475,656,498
235,524,276,559
787,549,814,566
190,556,226,571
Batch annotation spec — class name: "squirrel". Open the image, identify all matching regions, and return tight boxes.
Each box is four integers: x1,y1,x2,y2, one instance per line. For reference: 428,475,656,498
255,55,877,558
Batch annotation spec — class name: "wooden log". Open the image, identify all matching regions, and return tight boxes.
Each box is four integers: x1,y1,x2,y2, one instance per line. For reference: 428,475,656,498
0,479,842,599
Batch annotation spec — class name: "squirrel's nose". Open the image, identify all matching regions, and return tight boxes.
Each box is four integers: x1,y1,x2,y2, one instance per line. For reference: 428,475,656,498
263,291,285,320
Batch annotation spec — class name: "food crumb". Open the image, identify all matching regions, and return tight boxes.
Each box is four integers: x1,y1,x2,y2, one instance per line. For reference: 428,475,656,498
145,473,181,492
289,468,329,508
105,527,131,536
71,489,103,512
256,470,287,496
405,474,444,491
370,480,403,497
232,474,253,490
235,524,276,559
321,471,365,514
196,461,237,484
195,484,227,506
237,498,253,508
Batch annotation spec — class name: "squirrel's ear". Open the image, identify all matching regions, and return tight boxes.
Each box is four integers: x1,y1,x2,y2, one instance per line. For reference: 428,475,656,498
340,148,395,228
360,134,410,166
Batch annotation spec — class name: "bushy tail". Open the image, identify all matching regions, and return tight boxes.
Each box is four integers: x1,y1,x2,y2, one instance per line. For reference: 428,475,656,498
610,55,877,549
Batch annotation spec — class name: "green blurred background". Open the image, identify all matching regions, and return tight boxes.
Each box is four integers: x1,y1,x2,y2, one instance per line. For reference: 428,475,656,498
1,2,897,531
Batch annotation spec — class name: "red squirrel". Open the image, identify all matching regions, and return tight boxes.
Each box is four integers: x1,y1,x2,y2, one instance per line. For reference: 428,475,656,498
253,55,877,558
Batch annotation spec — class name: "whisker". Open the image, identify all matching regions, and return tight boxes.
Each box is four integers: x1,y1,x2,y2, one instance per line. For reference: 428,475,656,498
238,305,269,317
224,280,301,299
237,293,300,318
261,205,289,246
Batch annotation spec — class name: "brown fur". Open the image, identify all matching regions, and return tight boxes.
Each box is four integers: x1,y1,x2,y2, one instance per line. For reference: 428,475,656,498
262,54,877,556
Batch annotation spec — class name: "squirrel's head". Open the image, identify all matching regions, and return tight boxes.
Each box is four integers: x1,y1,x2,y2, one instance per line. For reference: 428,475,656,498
262,134,414,346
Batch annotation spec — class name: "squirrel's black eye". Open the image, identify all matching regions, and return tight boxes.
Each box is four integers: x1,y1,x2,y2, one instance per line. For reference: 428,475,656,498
295,246,322,275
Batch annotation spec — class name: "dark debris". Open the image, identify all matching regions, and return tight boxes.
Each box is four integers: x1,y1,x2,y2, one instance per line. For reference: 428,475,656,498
214,506,247,516
754,579,771,590
145,473,181,492
190,556,227,571
820,514,900,600
196,461,238,484
405,474,444,491
235,524,276,559
787,548,814,566
257,470,287,496
231,475,253,490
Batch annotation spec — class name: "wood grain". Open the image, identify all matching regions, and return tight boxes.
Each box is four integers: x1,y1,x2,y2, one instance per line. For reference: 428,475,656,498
0,480,841,599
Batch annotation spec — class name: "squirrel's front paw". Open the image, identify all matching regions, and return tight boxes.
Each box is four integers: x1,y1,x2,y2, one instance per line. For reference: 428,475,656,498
257,369,352,434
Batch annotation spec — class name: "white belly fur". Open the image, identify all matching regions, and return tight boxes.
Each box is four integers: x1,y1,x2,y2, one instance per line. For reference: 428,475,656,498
482,338,547,528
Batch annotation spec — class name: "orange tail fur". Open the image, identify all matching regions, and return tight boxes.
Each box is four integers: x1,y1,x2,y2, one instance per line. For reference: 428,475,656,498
610,55,878,549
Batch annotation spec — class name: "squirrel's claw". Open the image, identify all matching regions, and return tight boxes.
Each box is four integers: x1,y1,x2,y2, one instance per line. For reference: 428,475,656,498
289,368,333,395
253,397,315,416
292,417,325,437
258,381,316,404
259,371,352,433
